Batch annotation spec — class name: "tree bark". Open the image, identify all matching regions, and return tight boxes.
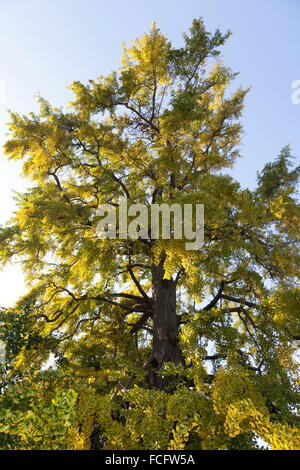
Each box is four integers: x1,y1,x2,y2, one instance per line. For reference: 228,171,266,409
147,258,184,390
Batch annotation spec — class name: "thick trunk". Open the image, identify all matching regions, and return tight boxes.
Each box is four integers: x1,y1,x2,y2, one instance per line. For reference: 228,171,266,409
147,259,184,390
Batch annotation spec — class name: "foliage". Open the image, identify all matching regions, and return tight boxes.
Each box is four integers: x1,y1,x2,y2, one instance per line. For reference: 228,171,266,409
0,371,77,450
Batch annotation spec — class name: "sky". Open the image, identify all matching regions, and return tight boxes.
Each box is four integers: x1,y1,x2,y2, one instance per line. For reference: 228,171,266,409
0,0,299,307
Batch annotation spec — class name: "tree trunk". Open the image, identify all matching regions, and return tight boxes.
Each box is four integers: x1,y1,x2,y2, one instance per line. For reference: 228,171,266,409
147,259,184,390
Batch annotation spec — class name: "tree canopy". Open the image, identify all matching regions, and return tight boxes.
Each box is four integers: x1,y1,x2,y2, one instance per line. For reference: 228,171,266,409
0,18,299,450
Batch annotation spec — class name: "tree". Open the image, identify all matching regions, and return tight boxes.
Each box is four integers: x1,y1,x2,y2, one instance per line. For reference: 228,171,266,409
0,304,79,450
0,19,299,450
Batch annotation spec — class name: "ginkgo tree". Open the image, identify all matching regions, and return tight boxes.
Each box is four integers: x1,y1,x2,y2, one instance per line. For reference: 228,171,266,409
0,19,299,450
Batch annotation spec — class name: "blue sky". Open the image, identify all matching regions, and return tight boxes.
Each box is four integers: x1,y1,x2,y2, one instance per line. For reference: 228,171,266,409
0,0,299,306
